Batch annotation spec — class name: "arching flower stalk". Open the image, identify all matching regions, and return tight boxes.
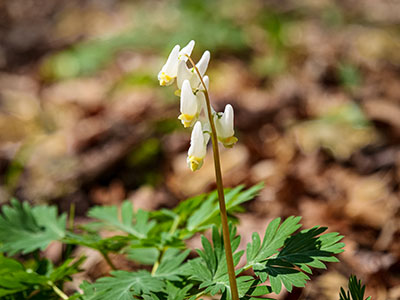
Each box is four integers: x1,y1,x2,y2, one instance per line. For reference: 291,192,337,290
158,41,239,300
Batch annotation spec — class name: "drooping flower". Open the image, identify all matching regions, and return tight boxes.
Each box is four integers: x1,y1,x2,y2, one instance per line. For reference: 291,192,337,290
158,40,195,86
158,40,238,171
178,80,199,128
215,104,238,148
177,51,210,90
187,121,208,171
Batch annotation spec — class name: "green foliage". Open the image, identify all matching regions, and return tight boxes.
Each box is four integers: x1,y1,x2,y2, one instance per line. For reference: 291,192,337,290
0,184,345,299
88,201,156,239
154,249,190,281
0,254,84,299
246,217,344,294
91,270,164,300
187,226,249,298
0,199,66,255
63,232,131,254
182,183,264,234
339,275,371,300
186,225,267,300
163,282,193,300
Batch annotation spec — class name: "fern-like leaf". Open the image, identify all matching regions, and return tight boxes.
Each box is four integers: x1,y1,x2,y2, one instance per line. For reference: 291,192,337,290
339,275,371,300
246,217,344,294
88,201,155,239
187,225,255,300
185,183,264,233
91,270,164,300
0,199,66,255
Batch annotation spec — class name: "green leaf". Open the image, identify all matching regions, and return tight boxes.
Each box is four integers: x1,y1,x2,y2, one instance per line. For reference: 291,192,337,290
49,257,85,282
88,201,156,239
240,281,274,300
63,232,130,253
126,247,159,265
246,217,344,294
92,270,164,299
0,199,66,255
339,275,371,300
246,216,302,266
0,254,44,297
154,248,190,281
187,225,255,300
0,254,82,298
186,183,264,233
75,281,99,300
164,281,193,300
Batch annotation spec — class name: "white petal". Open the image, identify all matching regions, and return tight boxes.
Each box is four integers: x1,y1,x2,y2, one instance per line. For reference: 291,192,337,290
216,104,235,139
177,60,194,90
201,121,211,145
222,104,235,137
189,121,206,158
179,40,195,61
163,45,180,75
202,75,210,91
180,80,197,116
196,51,210,76
195,91,206,115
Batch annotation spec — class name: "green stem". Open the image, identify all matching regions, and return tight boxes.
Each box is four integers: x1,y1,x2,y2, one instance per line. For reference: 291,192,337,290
151,253,160,275
68,203,75,230
101,251,117,270
48,281,68,300
152,216,180,276
186,55,239,300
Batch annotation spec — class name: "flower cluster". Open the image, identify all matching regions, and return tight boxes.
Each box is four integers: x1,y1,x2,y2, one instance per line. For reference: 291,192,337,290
158,40,238,171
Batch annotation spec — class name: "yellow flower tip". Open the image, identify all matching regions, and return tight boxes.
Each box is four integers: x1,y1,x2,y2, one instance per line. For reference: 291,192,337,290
178,113,195,128
158,72,174,86
187,155,203,171
219,136,238,148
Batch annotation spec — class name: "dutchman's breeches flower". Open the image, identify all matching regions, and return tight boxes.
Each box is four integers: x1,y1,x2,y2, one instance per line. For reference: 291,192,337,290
158,40,195,86
158,41,237,171
178,80,199,128
215,104,238,148
187,122,208,171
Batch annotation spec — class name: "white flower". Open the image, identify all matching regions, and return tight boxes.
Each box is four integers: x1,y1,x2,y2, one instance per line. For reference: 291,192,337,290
177,51,210,90
178,80,200,128
158,40,195,86
187,121,208,171
215,104,238,148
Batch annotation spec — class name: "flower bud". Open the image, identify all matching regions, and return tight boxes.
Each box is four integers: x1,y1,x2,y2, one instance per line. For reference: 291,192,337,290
215,104,238,147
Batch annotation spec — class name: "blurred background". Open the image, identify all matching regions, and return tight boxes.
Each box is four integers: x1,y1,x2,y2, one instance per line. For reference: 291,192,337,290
0,0,400,299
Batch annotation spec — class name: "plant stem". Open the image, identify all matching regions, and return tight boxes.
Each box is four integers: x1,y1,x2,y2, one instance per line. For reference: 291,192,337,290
48,281,69,300
186,56,239,300
101,251,117,270
68,203,75,230
151,248,165,276
152,216,180,276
